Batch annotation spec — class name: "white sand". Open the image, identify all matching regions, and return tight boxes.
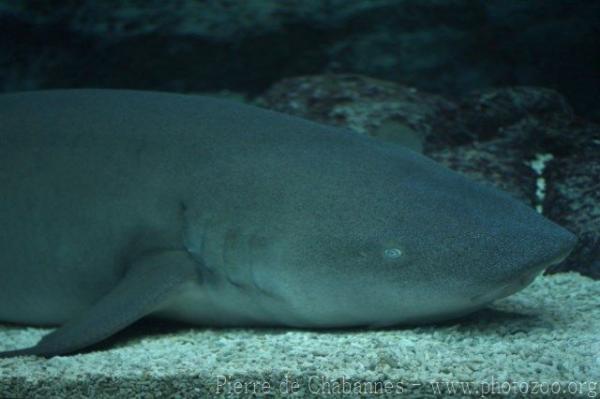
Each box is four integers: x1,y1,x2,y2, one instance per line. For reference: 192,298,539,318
0,273,598,398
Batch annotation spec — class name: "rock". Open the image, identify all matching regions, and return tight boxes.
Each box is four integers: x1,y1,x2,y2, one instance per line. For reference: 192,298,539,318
426,139,537,206
456,87,574,140
257,74,458,152
1,1,598,120
499,115,598,159
422,87,577,154
543,134,600,279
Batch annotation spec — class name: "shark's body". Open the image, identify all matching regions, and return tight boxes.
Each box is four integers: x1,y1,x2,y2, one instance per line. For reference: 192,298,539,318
0,90,575,357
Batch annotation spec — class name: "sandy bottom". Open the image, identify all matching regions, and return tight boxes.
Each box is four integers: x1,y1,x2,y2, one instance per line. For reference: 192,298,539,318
0,273,598,398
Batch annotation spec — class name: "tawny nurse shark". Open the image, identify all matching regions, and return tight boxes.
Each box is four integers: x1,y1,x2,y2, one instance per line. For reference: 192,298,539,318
0,90,575,357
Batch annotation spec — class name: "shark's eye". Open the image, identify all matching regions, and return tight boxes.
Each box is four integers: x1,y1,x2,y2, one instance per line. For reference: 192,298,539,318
383,248,402,259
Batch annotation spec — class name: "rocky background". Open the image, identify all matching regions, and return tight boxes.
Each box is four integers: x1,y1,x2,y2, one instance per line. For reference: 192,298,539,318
0,0,598,278
1,0,599,119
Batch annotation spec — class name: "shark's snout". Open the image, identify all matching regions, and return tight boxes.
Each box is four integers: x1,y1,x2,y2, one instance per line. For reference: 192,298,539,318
524,225,577,274
471,227,577,304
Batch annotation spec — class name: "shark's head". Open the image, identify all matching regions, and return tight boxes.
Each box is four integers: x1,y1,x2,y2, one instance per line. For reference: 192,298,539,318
255,136,577,328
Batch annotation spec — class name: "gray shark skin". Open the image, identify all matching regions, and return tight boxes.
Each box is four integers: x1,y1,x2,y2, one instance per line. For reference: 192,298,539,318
0,90,576,357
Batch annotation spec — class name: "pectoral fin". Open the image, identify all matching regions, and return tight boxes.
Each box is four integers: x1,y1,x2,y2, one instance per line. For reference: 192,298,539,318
0,250,198,358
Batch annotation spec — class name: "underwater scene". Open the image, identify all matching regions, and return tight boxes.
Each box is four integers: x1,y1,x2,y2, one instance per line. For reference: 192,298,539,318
0,1,598,398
